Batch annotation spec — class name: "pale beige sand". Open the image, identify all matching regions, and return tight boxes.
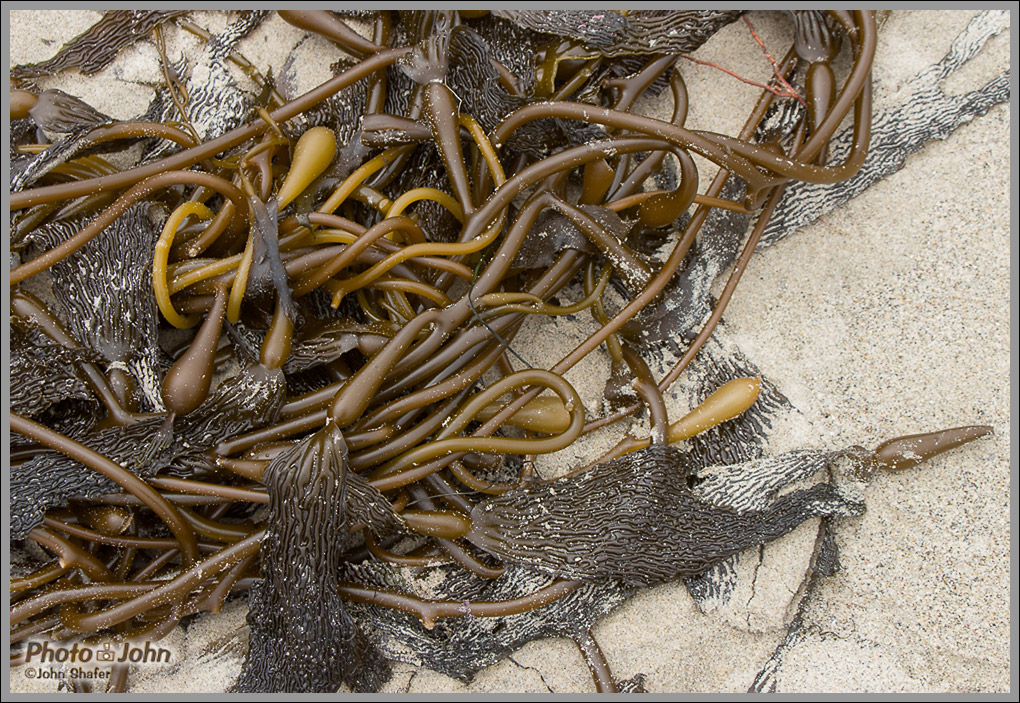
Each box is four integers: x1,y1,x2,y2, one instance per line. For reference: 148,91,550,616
7,10,1011,694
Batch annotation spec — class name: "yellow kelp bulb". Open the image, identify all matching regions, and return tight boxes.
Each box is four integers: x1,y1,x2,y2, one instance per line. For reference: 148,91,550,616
276,126,337,210
11,89,39,120
668,376,761,443
476,395,573,435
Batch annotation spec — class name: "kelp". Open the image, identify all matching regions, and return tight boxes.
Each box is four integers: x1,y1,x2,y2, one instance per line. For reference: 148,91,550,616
237,421,394,692
17,88,111,135
10,316,96,421
7,10,1004,694
761,10,1010,247
9,316,99,447
30,203,165,411
10,417,168,540
11,10,187,79
144,11,269,162
468,445,863,587
491,10,745,58
346,561,631,684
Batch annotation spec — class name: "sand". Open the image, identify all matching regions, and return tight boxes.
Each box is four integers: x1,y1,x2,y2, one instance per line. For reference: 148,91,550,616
6,9,1012,694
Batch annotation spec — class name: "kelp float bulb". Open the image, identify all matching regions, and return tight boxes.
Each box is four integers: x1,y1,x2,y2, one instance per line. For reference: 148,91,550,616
160,287,229,417
276,126,337,210
871,425,994,472
668,376,762,443
10,88,38,120
582,376,762,470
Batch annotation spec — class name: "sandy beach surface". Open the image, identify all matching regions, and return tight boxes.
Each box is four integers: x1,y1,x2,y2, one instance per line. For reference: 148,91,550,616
7,9,1011,694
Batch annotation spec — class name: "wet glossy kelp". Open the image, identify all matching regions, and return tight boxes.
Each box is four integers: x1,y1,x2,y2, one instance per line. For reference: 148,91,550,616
8,10,1002,693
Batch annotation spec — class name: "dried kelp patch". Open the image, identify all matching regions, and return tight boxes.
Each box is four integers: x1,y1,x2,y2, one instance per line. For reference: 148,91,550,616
238,421,395,692
348,562,631,684
10,316,97,424
469,446,863,587
11,10,186,79
493,11,744,58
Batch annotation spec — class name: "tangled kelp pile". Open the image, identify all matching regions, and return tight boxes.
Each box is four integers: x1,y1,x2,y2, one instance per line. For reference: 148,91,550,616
8,10,1008,693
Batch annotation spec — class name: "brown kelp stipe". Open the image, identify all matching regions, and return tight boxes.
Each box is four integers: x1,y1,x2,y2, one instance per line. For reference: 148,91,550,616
8,9,991,694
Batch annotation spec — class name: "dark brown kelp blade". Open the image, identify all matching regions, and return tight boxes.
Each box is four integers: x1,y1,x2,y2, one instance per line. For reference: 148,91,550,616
25,89,111,134
10,417,168,541
11,10,186,79
511,207,597,270
346,561,632,684
246,196,296,321
10,361,287,539
469,445,863,587
31,203,164,409
492,10,743,57
9,316,96,425
172,363,287,472
238,421,394,692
